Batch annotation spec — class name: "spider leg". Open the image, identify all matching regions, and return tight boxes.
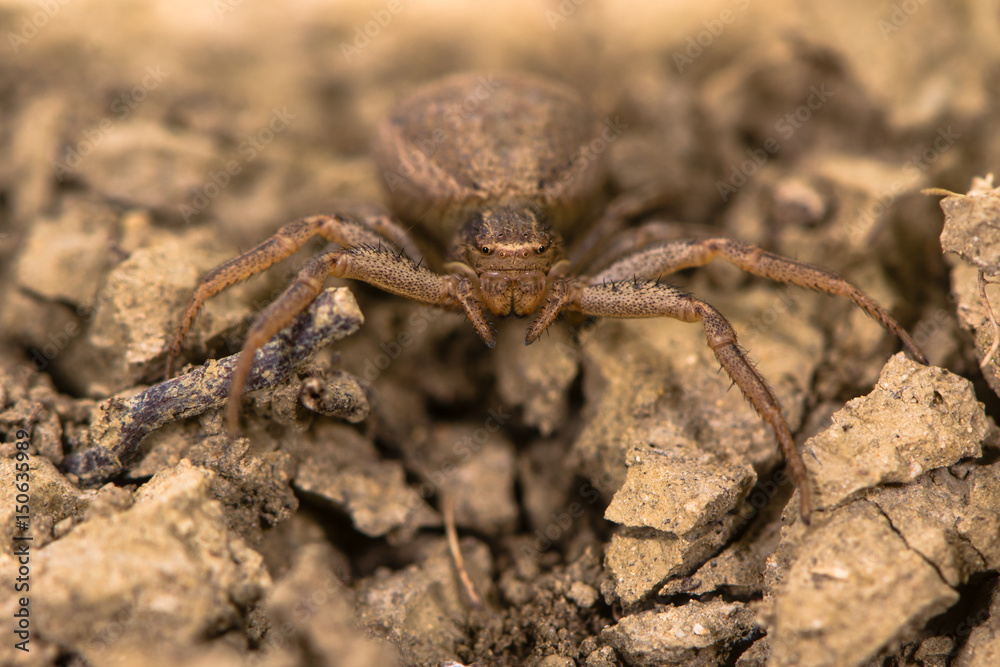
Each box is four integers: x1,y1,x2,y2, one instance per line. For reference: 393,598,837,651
225,242,485,431
166,212,424,377
580,220,715,275
588,238,927,363
555,278,813,522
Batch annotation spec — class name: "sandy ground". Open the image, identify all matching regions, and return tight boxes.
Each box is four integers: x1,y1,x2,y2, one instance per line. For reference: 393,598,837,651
2,1,1000,665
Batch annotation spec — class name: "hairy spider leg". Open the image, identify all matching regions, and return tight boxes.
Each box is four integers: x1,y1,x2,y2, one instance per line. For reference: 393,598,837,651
167,213,413,378
221,242,475,431
525,237,929,522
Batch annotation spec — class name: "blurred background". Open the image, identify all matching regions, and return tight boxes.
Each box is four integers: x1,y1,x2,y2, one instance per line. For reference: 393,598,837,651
3,0,997,392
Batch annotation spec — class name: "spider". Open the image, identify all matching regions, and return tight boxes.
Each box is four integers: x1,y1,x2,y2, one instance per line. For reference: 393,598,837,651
165,72,926,522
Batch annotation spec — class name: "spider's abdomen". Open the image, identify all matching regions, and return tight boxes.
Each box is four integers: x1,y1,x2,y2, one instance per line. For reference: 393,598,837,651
374,72,609,245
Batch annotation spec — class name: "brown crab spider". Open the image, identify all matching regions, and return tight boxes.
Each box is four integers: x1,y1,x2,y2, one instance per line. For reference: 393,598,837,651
165,73,926,523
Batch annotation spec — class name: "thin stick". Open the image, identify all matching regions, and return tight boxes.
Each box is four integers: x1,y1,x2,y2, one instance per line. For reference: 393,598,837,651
443,492,482,609
979,270,1000,370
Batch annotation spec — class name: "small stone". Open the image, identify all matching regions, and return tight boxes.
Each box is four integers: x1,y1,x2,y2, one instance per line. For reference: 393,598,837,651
567,581,599,609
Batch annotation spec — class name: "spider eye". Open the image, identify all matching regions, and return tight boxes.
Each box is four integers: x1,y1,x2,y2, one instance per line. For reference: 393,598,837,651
481,246,491,254
536,245,547,254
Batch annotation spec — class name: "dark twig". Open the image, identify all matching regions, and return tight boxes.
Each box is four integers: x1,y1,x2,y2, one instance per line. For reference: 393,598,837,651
63,287,363,487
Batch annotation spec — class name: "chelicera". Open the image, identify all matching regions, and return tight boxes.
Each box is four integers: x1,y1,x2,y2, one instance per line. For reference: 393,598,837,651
165,72,927,522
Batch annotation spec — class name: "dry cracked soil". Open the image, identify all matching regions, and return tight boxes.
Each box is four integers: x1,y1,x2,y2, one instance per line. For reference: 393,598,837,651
2,1,1000,666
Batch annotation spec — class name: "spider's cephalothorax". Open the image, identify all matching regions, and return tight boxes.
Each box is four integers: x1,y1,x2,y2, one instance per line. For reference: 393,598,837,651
449,205,567,319
165,72,928,522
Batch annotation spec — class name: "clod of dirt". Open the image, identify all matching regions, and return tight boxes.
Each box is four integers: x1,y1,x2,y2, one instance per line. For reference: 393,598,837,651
181,434,299,546
939,174,1000,274
355,538,493,667
601,444,755,606
0,197,117,399
767,500,960,667
411,422,520,536
533,656,577,667
603,527,728,608
952,582,1000,665
600,600,756,666
0,456,89,552
0,354,95,466
74,121,219,216
12,202,113,308
22,461,270,665
292,423,440,540
495,321,579,436
257,542,397,666
950,260,1000,389
803,352,989,510
87,242,207,394
936,174,1000,394
869,464,1000,587
660,517,780,599
605,445,756,534
765,356,1000,667
911,636,957,667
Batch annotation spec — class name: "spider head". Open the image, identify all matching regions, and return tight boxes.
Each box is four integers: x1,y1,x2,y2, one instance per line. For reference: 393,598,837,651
453,204,564,317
